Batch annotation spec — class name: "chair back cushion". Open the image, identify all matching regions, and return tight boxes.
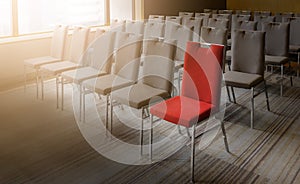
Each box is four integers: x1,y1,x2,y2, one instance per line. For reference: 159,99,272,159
231,30,265,76
195,13,210,26
125,20,145,35
182,17,203,42
179,12,194,17
262,22,290,56
144,22,165,39
148,15,165,23
69,27,90,63
142,38,177,94
50,25,68,59
288,17,300,46
208,18,229,29
253,15,275,30
181,42,224,107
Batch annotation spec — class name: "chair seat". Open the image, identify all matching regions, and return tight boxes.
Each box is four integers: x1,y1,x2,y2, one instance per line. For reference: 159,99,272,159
224,71,263,89
24,56,60,69
150,96,213,127
226,50,232,61
61,67,107,84
112,83,170,109
265,55,289,65
289,45,300,53
83,74,135,95
41,61,79,75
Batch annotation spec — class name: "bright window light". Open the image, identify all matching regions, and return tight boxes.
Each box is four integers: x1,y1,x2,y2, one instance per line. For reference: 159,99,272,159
0,0,12,37
110,0,133,22
18,0,105,34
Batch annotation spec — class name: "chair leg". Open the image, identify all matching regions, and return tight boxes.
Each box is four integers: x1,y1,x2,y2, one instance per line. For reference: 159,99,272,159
24,65,27,93
280,64,284,96
226,86,232,102
83,88,86,123
79,84,82,121
105,95,109,136
220,120,229,152
110,93,113,134
190,125,195,183
186,127,191,138
298,52,300,78
36,69,39,99
177,69,181,95
231,87,236,103
251,87,255,129
264,80,270,111
41,73,45,100
61,77,64,111
140,107,144,156
149,114,153,162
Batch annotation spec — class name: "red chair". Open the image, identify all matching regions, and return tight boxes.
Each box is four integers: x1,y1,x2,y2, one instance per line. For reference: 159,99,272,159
149,42,229,182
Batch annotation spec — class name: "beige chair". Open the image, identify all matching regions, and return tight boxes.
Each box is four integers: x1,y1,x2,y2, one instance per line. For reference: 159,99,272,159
218,10,233,15
254,15,275,30
232,14,251,23
143,22,165,39
110,19,126,32
82,32,143,126
182,17,203,42
275,12,294,22
24,25,68,98
111,38,177,155
208,18,229,30
288,17,300,77
164,23,193,93
60,31,116,112
254,11,271,16
125,20,145,35
179,12,194,17
166,16,182,25
224,30,270,129
262,22,292,96
204,9,218,14
40,27,90,108
195,13,211,26
148,15,165,23
235,10,251,15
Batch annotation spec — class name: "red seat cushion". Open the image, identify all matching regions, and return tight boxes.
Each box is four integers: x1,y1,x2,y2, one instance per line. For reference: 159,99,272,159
150,96,214,128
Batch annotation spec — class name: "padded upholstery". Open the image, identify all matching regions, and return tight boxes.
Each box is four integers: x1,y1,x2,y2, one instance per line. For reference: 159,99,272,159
41,61,79,75
179,12,194,17
232,14,251,23
24,25,68,68
224,71,263,89
235,10,251,15
110,19,126,32
203,9,218,14
254,11,271,16
208,18,229,29
182,17,203,42
125,20,145,35
148,15,165,23
112,38,176,109
143,22,165,39
195,13,210,26
265,55,289,65
212,13,230,20
275,12,294,22
288,17,300,49
230,30,265,76
166,16,182,24
262,22,290,57
62,67,106,84
231,20,257,31
253,15,275,30
150,42,224,127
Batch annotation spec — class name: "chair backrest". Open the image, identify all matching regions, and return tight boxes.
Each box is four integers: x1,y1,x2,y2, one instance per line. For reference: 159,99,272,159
288,17,300,46
182,17,203,42
50,25,68,59
179,12,194,17
181,42,224,109
114,32,143,81
231,30,265,76
204,9,218,14
232,20,257,32
254,11,271,16
148,15,165,23
110,19,126,32
166,16,182,24
218,10,233,15
200,27,227,71
142,38,177,93
143,22,165,39
254,15,275,30
87,31,116,73
125,20,145,35
235,10,251,15
69,27,90,63
232,14,251,23
262,22,290,57
208,18,229,29
195,13,210,26
164,24,193,61
275,12,294,22
212,13,231,20
94,28,107,40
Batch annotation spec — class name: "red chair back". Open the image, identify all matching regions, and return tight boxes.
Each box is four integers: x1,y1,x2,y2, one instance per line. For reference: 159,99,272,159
181,42,224,110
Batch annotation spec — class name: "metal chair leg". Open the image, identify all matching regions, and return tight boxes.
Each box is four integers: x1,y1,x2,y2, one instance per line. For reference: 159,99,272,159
177,69,181,95
24,65,27,93
231,87,236,103
251,87,255,129
220,121,229,152
41,73,45,100
226,86,232,102
280,64,284,96
83,88,86,123
36,69,39,99
56,76,59,109
61,77,64,111
190,125,195,183
105,95,109,136
110,94,113,133
140,108,144,156
149,114,153,162
264,80,270,111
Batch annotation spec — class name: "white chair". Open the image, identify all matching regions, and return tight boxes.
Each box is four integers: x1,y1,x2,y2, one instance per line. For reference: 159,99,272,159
143,22,165,39
110,19,126,32
179,12,194,17
40,27,90,108
125,20,145,35
195,13,211,26
60,31,116,112
82,32,143,125
24,25,68,98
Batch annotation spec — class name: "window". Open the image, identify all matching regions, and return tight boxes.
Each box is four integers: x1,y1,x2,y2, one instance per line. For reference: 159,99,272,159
0,0,12,37
110,0,134,21
18,0,105,34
